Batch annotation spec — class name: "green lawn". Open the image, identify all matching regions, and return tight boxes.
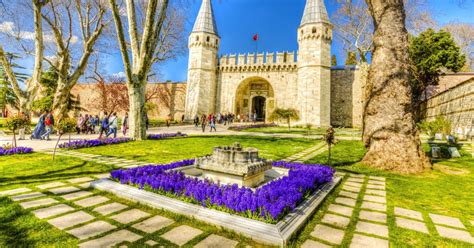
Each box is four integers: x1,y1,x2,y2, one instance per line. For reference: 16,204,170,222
78,135,320,163
240,126,362,137
298,141,474,247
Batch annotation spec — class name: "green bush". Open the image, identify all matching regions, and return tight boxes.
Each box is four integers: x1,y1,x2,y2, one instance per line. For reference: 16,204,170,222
418,116,452,138
56,117,77,135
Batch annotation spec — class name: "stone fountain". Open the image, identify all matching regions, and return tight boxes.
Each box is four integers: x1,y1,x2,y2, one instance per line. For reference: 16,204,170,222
192,142,273,187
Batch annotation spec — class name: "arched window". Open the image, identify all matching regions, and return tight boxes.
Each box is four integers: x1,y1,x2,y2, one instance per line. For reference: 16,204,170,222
312,27,317,34
216,39,219,45
301,30,304,35
206,36,210,42
283,52,288,63
196,36,199,41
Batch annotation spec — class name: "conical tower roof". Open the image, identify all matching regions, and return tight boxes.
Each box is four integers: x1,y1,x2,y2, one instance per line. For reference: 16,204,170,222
300,0,331,26
192,0,218,35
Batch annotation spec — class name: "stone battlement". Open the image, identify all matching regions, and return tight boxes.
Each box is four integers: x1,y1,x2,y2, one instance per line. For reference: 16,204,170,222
218,51,297,72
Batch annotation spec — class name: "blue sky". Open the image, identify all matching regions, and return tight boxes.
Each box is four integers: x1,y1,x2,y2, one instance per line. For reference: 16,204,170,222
12,0,472,82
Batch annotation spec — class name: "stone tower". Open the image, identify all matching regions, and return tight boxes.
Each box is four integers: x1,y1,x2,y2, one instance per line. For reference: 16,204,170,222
185,0,220,119
297,0,333,127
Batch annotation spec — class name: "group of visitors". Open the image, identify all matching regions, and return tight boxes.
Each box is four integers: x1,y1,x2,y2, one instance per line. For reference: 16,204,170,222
90,112,128,139
30,110,55,140
193,113,235,133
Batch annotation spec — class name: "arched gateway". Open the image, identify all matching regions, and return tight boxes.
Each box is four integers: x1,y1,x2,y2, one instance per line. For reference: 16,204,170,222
235,78,275,122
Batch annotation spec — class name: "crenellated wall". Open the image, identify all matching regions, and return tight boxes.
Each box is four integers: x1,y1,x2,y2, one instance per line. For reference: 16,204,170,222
218,51,298,73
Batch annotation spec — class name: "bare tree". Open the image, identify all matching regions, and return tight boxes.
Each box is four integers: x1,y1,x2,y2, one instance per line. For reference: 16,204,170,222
41,0,107,120
0,0,48,116
443,22,474,71
362,0,430,173
332,0,436,63
153,83,186,117
109,0,189,140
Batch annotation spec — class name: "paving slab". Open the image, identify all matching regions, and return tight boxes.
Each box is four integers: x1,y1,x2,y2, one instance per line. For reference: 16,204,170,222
394,207,423,221
49,186,81,195
367,180,385,186
310,224,345,245
363,195,386,204
328,204,354,217
339,190,359,199
67,221,116,240
110,209,151,224
161,225,203,246
74,196,109,208
396,217,428,234
365,189,386,197
11,192,46,201
349,174,366,178
0,187,32,196
194,234,239,248
355,221,389,238
48,211,94,230
321,213,351,228
342,185,361,193
61,191,93,201
67,177,94,184
20,198,58,209
79,229,142,248
78,182,92,189
345,182,363,188
346,178,365,183
33,204,75,219
36,182,66,189
366,184,385,190
301,239,331,248
350,234,389,248
361,202,386,212
93,202,128,216
93,173,110,179
132,215,174,233
335,197,357,207
145,240,158,246
359,210,387,223
435,225,474,244
368,176,385,182
429,213,466,229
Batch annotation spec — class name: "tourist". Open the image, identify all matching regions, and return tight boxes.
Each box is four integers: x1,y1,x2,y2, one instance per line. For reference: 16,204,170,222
106,112,118,138
194,115,199,127
201,114,207,132
122,113,129,136
82,114,90,133
166,114,171,128
31,111,47,140
41,111,54,140
89,115,97,134
76,114,84,134
210,116,217,132
253,112,257,123
18,112,27,140
99,112,109,139
181,114,185,123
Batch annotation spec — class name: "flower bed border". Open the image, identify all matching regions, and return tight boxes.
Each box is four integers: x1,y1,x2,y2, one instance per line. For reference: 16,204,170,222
91,175,340,246
0,146,33,156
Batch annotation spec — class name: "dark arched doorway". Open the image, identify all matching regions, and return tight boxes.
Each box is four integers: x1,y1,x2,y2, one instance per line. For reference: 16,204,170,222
252,96,266,121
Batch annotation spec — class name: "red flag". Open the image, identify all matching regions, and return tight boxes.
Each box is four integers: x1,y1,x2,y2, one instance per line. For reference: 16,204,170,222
253,33,258,41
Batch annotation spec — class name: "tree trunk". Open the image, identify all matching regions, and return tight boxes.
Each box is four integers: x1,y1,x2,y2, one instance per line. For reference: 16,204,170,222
362,0,430,173
128,82,146,140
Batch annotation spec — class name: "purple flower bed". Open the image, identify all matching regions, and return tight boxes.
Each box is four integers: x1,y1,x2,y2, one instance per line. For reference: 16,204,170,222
228,123,278,131
0,146,34,156
111,160,334,223
59,137,133,149
147,133,188,140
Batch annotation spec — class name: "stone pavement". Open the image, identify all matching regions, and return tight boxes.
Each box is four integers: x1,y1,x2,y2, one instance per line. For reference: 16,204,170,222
301,173,474,247
43,150,152,168
284,142,327,163
1,175,239,247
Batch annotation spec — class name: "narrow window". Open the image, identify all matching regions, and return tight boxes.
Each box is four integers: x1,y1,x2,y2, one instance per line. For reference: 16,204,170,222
312,27,317,34
206,36,210,42
196,36,199,41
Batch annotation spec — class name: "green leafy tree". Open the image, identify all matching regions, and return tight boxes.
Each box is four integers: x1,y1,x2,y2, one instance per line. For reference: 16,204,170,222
32,68,83,115
409,29,466,120
331,55,338,66
0,53,28,115
5,113,30,147
345,51,357,65
269,108,300,131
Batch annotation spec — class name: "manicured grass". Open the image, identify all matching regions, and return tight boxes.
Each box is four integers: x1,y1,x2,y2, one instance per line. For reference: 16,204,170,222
78,135,321,163
297,140,474,247
242,126,361,137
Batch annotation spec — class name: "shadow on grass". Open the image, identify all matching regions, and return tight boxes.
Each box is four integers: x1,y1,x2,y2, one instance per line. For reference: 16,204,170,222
0,198,35,246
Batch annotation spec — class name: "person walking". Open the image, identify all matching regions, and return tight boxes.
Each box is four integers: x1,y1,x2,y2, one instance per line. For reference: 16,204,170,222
166,114,171,128
181,114,185,124
41,111,54,140
76,114,84,134
89,115,97,134
122,113,129,136
201,114,207,133
194,115,199,127
106,113,118,138
210,116,217,132
99,112,109,139
31,111,47,140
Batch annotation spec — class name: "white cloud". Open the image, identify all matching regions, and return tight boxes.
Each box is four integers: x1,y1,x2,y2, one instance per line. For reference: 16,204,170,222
112,71,126,78
0,21,78,44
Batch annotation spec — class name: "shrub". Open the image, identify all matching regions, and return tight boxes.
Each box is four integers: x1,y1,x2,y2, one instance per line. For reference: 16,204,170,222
418,116,452,138
5,113,30,147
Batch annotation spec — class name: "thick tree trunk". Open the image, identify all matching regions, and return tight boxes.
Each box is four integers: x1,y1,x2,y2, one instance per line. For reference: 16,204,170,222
362,0,430,173
128,81,147,140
